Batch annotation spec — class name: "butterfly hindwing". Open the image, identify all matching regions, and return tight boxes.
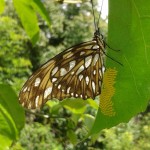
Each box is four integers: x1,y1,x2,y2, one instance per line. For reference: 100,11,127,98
19,37,104,109
19,60,56,108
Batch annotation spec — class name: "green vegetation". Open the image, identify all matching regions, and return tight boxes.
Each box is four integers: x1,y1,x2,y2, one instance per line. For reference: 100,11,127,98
12,112,150,149
0,0,149,149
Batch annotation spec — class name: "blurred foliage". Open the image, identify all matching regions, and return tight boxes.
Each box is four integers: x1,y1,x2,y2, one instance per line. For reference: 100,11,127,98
0,16,31,92
0,0,150,149
97,113,150,150
11,112,150,150
14,122,63,150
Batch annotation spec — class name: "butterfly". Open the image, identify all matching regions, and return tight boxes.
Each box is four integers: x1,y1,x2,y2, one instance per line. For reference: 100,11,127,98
19,1,106,109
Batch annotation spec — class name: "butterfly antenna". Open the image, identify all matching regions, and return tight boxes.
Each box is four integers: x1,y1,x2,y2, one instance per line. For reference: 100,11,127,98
97,0,104,27
101,50,123,66
105,42,121,52
91,0,97,31
105,53,123,66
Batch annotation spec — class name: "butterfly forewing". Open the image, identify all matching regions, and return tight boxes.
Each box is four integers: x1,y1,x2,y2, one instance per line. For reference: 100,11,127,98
19,36,105,109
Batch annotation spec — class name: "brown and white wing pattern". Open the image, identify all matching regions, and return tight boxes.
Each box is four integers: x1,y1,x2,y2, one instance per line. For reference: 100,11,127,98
19,37,105,109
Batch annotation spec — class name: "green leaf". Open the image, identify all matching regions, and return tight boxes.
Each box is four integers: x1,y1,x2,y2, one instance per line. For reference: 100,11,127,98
0,84,25,147
31,0,51,26
0,134,12,150
60,99,87,114
0,84,25,130
0,104,17,140
13,0,39,45
90,0,150,135
67,130,77,145
0,0,5,14
87,99,98,109
82,114,95,131
46,101,61,115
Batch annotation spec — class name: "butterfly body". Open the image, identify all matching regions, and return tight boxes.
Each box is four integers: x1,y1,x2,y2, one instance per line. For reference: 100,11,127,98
19,30,105,109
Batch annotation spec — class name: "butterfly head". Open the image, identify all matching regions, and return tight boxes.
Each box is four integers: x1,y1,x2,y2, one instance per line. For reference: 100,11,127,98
94,28,104,41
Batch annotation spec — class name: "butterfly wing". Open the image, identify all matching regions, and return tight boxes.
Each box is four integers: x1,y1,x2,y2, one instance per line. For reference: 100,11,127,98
19,38,105,109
